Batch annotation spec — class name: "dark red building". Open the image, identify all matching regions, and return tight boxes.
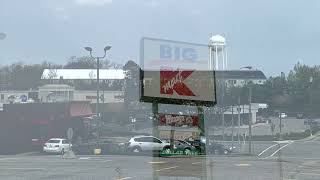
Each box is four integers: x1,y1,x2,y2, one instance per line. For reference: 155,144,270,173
0,101,92,154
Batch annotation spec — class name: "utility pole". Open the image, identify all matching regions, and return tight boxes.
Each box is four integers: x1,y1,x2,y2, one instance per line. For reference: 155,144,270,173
222,108,225,141
279,112,282,140
96,57,100,119
237,97,241,150
309,76,313,115
248,86,252,155
231,105,234,148
222,81,225,141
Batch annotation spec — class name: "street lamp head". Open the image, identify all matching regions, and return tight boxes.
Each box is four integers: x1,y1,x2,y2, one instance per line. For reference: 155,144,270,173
0,32,6,40
104,46,112,52
84,47,93,52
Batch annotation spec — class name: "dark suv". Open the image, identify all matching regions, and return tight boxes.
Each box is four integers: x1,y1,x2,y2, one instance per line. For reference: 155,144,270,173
208,143,232,155
162,139,197,155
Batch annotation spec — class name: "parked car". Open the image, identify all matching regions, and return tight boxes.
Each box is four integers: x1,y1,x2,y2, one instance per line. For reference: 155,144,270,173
43,138,72,154
127,135,170,153
208,143,233,155
161,139,197,155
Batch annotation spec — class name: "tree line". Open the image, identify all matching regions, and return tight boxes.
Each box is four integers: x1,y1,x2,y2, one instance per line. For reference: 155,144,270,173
0,56,122,91
221,62,320,116
1,57,319,115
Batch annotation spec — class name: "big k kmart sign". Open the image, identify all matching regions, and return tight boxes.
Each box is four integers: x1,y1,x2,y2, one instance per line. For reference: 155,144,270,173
140,37,216,106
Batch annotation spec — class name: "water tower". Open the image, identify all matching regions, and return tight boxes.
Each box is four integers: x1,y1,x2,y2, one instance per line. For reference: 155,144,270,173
209,35,227,70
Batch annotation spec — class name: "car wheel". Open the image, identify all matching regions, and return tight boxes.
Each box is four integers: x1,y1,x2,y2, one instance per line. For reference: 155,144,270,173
184,148,192,155
132,146,142,153
223,149,229,155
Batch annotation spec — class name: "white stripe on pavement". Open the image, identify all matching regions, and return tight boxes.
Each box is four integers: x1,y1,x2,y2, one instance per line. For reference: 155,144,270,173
258,144,278,157
2,168,46,171
156,166,179,172
0,158,19,161
235,163,251,167
117,177,132,180
149,161,166,164
191,162,202,165
270,143,292,157
79,157,91,160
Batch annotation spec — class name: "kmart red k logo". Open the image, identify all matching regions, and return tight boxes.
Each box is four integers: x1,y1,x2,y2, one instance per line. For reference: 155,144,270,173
160,70,195,96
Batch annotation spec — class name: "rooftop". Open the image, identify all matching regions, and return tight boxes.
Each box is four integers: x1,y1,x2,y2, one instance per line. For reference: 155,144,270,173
215,70,267,80
41,69,125,80
41,69,266,81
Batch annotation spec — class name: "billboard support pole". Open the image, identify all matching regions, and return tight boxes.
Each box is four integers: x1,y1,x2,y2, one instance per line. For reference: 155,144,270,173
248,86,252,155
197,105,207,180
152,102,159,140
152,102,159,180
197,106,205,153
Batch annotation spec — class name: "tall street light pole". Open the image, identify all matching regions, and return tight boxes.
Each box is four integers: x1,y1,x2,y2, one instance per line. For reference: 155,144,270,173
237,97,241,151
309,76,313,109
84,46,112,121
248,86,252,155
309,76,313,136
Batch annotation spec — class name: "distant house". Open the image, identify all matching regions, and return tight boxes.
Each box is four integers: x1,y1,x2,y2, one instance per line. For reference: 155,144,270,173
215,70,267,87
41,69,125,81
40,69,125,104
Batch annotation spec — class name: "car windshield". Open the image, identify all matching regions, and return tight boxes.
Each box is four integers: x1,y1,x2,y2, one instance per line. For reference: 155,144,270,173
1,1,319,180
47,140,60,144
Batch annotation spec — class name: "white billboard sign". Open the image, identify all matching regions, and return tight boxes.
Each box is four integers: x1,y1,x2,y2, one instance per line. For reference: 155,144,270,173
140,37,216,106
141,37,209,70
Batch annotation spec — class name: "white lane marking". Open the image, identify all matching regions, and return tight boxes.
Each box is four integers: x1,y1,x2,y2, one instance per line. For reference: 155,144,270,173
117,177,132,180
235,163,251,167
149,161,166,164
79,157,112,163
156,166,179,172
258,144,278,157
286,157,320,160
298,172,320,176
0,158,18,161
273,140,294,144
270,143,292,157
260,142,293,159
191,162,202,165
79,157,90,160
2,168,46,171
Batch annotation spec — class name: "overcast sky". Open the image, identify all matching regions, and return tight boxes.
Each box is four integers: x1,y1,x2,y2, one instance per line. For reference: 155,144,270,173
1,0,320,76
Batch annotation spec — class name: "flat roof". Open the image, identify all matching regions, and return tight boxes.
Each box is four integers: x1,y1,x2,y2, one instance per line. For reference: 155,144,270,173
41,69,125,80
215,70,267,80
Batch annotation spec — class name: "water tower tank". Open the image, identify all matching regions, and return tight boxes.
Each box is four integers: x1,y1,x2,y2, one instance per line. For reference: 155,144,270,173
209,35,226,46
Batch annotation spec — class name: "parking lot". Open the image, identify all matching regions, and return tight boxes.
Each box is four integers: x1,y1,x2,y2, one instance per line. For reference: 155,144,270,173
2,136,320,180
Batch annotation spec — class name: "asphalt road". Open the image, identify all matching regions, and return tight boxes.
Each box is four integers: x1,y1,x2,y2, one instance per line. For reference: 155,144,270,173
1,137,320,180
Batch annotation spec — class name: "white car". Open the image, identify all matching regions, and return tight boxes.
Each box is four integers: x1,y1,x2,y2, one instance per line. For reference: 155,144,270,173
127,135,170,153
43,138,72,154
